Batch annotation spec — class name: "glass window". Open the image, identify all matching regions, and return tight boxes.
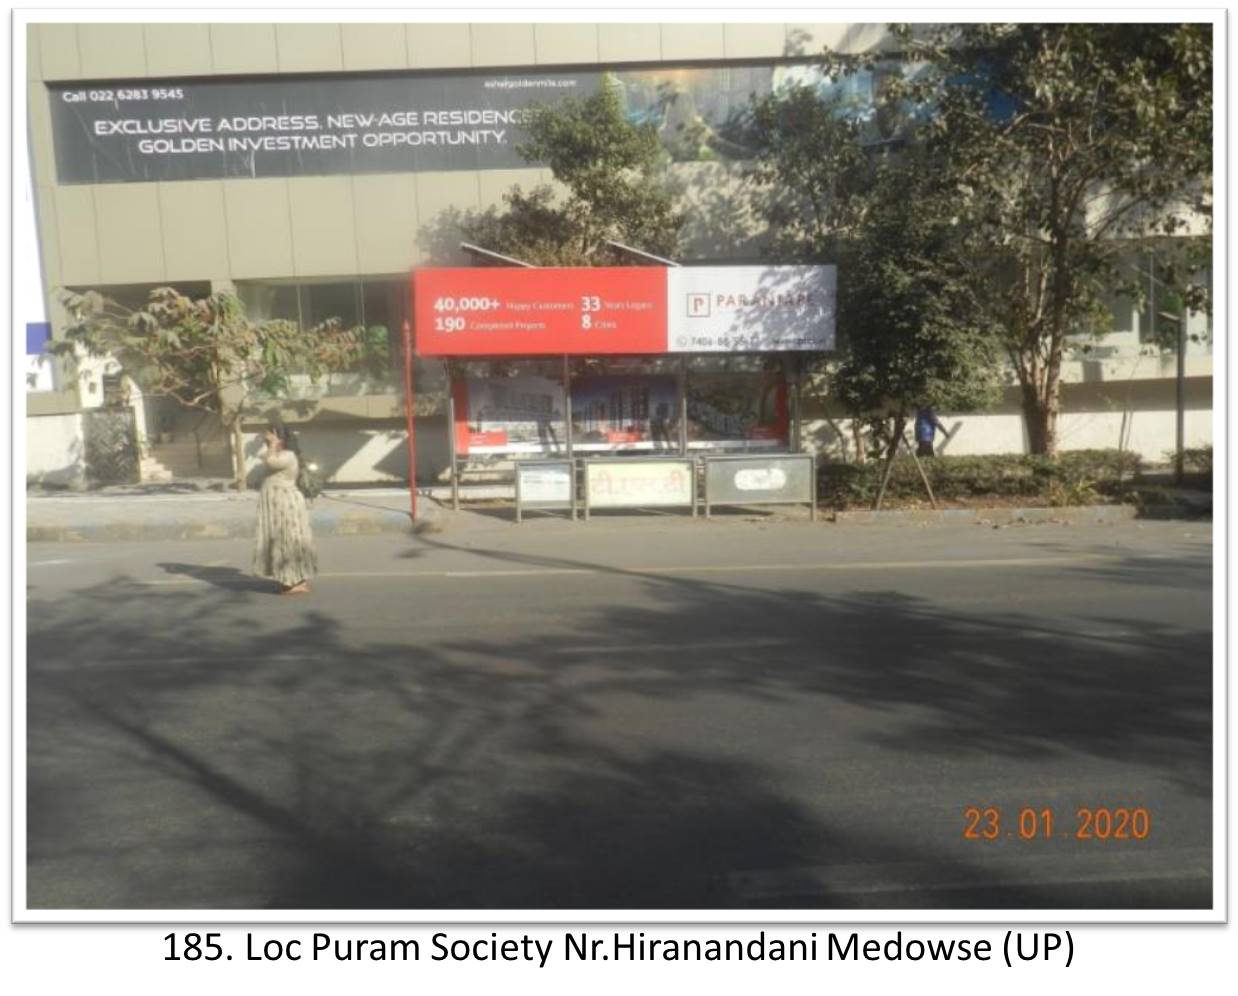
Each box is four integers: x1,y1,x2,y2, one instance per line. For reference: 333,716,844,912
360,280,407,374
1096,285,1135,335
299,282,361,331
237,282,300,324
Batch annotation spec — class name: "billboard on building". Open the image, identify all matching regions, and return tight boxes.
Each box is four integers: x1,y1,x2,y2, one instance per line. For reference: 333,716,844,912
46,61,927,184
48,72,601,183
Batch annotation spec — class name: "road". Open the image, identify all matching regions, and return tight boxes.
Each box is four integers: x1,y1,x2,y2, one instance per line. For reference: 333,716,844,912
24,514,1214,910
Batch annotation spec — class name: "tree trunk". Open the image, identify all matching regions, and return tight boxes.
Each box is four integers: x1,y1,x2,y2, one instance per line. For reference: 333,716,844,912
1020,382,1060,457
229,417,247,491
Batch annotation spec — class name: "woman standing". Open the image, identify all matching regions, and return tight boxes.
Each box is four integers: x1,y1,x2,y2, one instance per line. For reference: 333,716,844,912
252,422,317,595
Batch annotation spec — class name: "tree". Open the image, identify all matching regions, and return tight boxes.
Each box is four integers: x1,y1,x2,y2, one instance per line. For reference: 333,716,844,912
55,286,365,490
747,85,1002,477
893,23,1213,454
831,153,1001,459
460,78,684,264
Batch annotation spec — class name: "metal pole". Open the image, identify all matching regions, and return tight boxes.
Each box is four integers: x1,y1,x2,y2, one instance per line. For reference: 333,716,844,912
810,454,817,521
447,374,460,511
563,355,573,462
678,355,688,457
788,356,801,453
1176,314,1186,485
400,318,417,521
564,355,575,519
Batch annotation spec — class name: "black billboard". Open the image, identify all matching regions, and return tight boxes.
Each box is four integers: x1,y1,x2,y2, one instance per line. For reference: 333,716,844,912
47,71,604,184
46,60,924,185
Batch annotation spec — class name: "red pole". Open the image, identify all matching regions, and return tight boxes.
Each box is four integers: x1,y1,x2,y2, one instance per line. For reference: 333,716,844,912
400,317,417,521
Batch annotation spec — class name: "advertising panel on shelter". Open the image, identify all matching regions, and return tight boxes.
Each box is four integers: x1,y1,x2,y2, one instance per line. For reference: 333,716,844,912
451,375,567,456
414,265,834,356
418,267,668,357
451,368,789,457
685,372,787,448
585,460,695,509
515,462,573,505
667,266,834,352
570,375,680,452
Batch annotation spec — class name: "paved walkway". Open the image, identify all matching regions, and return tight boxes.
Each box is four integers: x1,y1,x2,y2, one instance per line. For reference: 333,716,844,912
25,482,1210,543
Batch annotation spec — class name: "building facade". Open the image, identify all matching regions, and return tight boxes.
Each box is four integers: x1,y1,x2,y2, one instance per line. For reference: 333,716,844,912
23,21,1213,488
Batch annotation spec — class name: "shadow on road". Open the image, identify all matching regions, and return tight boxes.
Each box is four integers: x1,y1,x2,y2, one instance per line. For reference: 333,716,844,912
26,529,1212,910
158,562,274,593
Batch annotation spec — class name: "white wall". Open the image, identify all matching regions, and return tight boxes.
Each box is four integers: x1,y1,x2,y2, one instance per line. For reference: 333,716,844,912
241,416,451,486
805,403,1212,464
27,413,86,487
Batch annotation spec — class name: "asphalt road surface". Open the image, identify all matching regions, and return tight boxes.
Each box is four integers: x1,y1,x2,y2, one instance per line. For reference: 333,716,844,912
24,514,1214,910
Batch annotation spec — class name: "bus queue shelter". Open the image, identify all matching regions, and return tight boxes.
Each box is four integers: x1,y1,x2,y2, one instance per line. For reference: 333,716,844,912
402,264,835,519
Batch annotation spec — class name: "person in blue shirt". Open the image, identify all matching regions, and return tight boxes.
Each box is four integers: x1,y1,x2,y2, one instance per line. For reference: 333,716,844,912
914,407,947,457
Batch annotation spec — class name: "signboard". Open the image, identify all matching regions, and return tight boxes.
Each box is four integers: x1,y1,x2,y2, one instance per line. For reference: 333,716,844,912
415,266,835,357
583,459,695,515
515,460,575,522
667,266,834,352
47,71,602,183
418,268,666,357
46,61,929,185
517,462,573,504
25,322,54,392
703,454,815,518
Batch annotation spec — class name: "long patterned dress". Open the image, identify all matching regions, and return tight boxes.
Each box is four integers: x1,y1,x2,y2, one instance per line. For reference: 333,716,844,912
252,448,318,587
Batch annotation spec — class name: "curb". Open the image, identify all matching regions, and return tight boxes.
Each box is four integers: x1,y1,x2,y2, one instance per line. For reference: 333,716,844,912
27,506,414,544
830,505,1142,526
27,501,1204,543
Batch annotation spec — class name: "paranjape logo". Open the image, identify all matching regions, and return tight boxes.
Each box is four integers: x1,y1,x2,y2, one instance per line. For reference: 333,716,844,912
686,293,711,318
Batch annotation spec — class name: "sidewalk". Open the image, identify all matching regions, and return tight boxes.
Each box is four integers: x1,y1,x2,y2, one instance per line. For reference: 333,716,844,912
25,486,432,543
26,478,1211,543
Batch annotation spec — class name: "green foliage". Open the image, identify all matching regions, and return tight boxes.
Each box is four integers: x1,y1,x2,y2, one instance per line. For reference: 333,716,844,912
752,24,1212,455
747,89,1002,424
55,286,365,425
458,79,683,264
746,85,873,259
817,449,1142,508
831,149,1003,420
898,23,1213,452
1179,445,1213,476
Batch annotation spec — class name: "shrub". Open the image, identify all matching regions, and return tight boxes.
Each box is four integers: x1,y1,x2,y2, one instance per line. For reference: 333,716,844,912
1180,446,1213,478
816,449,1142,509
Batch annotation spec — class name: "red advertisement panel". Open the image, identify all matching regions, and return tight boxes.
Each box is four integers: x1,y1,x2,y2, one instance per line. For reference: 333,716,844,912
414,267,668,356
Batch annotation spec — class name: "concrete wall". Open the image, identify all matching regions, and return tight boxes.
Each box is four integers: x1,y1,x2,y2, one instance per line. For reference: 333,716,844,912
804,379,1213,464
27,413,86,487
240,415,451,486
